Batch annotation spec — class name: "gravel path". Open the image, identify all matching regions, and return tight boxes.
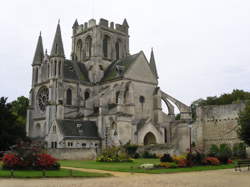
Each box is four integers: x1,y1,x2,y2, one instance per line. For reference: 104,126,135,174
0,168,249,187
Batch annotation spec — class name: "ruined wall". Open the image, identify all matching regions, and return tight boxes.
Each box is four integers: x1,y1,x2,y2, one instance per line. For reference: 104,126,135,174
194,103,245,152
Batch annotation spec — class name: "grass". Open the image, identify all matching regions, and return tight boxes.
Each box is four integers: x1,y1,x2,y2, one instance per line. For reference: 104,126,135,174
0,168,111,178
60,159,235,174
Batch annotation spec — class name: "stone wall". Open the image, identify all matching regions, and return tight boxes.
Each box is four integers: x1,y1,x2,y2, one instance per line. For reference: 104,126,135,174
47,148,97,160
194,103,245,152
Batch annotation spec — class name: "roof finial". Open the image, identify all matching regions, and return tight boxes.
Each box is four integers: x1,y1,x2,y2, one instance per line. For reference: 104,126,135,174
39,31,42,36
58,19,60,24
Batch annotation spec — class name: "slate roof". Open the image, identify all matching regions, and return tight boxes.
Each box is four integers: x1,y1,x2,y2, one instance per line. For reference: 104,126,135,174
101,52,141,82
62,52,142,83
57,119,99,140
63,60,90,83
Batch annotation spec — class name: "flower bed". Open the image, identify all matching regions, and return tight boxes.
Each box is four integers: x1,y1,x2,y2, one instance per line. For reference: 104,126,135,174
2,142,59,170
153,145,233,169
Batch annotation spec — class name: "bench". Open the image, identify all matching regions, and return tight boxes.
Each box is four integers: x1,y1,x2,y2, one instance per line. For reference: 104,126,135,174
235,160,250,171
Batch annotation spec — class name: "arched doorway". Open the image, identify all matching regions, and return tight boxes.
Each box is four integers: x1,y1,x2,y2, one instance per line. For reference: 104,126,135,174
143,132,156,145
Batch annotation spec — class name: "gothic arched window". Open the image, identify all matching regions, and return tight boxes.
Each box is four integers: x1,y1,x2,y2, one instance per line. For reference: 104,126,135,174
115,41,120,60
76,39,83,61
54,61,57,76
58,61,61,76
84,90,90,100
48,64,50,78
85,36,92,58
103,35,110,58
116,91,120,104
66,88,72,105
35,68,38,83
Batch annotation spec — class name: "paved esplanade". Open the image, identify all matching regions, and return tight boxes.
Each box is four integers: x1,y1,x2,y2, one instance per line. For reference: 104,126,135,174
0,168,249,187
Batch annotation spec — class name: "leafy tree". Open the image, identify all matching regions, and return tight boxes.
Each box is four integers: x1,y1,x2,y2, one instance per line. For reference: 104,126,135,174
11,96,29,126
192,89,250,107
0,97,26,151
237,101,250,146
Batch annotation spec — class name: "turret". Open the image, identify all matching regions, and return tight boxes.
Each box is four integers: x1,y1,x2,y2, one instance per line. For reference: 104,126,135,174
49,21,65,79
49,21,65,121
122,18,129,34
72,19,79,35
32,32,44,86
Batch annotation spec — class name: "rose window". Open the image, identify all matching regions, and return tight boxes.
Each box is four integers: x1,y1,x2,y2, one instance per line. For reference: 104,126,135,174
37,87,49,112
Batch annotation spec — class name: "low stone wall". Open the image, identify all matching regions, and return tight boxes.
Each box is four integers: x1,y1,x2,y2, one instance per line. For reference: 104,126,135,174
137,144,177,156
47,148,97,160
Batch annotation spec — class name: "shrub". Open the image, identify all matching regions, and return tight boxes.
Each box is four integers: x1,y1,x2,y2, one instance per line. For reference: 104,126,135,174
227,159,233,164
96,147,133,162
208,144,219,157
2,153,20,169
173,155,186,161
159,162,177,168
217,144,232,164
124,144,138,158
186,152,194,167
176,159,187,167
233,143,247,159
35,153,59,170
202,157,220,165
160,154,173,162
2,142,59,170
142,151,157,158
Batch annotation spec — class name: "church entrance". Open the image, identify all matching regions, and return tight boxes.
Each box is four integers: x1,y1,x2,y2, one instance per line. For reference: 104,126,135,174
143,132,156,145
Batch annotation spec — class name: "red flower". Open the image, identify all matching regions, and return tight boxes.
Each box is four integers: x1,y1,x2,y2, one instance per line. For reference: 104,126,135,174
36,153,57,168
2,153,20,168
177,159,187,167
203,157,220,165
227,159,233,164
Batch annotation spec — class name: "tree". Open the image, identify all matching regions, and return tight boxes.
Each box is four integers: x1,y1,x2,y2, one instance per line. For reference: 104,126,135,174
0,97,26,151
192,89,250,107
237,101,250,146
11,96,29,126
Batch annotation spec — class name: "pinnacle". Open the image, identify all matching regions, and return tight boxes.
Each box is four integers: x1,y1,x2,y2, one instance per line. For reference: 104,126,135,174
32,33,44,65
149,48,158,79
50,22,65,57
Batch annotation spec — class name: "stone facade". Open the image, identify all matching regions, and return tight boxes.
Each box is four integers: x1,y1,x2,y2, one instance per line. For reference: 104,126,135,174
193,103,246,152
26,18,192,158
27,18,247,159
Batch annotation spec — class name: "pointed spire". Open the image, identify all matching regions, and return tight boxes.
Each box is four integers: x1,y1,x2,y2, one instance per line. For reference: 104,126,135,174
149,48,158,79
72,19,79,29
50,22,65,57
32,32,44,65
122,18,129,27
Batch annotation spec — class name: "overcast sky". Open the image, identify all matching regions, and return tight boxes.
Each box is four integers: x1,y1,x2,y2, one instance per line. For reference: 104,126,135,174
0,0,250,106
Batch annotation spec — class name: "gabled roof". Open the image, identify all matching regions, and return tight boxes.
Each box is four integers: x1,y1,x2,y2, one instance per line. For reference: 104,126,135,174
101,52,141,82
63,60,90,83
32,33,44,65
57,119,99,140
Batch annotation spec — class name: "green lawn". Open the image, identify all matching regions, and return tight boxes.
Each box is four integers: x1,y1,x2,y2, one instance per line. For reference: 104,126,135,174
0,168,111,178
60,159,235,174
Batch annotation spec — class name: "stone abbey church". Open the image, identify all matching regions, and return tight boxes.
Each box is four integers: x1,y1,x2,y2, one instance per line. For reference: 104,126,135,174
27,18,244,157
